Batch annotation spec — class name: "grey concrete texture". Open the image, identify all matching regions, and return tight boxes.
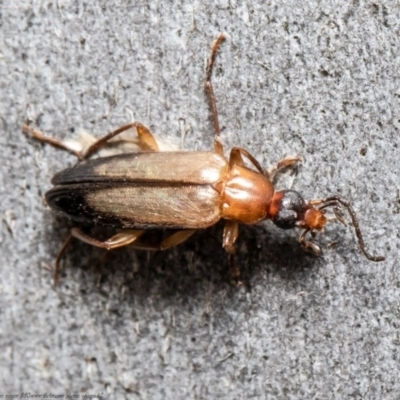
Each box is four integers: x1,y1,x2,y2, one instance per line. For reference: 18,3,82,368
1,0,399,398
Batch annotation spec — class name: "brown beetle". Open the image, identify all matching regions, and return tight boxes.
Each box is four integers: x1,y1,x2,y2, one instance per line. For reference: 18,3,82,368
23,34,384,284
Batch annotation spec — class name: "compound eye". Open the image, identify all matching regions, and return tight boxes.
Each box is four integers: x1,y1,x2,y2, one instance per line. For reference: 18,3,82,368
271,190,306,230
273,209,299,229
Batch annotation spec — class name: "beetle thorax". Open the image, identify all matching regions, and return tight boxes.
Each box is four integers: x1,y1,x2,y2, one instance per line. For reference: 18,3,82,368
219,164,275,224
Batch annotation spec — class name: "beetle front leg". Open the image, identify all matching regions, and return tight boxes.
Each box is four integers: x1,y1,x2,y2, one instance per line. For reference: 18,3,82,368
223,221,242,286
229,147,265,173
267,156,302,183
298,229,322,256
229,148,301,182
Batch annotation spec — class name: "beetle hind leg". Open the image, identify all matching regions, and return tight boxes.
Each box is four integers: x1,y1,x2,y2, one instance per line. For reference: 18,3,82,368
128,229,197,251
53,234,74,285
22,124,83,159
22,121,159,160
52,228,145,284
82,122,159,159
70,228,145,249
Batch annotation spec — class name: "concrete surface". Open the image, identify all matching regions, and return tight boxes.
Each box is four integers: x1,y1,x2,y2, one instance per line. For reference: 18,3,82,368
1,0,399,398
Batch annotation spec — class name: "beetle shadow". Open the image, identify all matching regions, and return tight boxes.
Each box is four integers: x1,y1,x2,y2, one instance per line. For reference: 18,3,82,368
235,223,324,284
42,215,322,302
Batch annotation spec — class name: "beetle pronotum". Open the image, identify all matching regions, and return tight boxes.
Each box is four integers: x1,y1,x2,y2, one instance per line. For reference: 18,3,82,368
23,34,384,284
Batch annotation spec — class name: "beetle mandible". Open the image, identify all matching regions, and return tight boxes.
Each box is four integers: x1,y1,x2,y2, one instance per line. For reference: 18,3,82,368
23,34,384,284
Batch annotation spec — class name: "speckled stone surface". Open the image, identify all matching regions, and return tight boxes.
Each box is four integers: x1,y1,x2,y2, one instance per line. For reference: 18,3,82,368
1,1,399,398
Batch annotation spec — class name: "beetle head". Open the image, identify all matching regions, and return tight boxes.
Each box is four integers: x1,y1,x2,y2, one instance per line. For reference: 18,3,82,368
269,190,327,231
269,191,385,261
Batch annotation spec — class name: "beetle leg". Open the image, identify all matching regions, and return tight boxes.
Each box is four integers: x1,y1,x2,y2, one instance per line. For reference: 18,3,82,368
205,33,226,156
53,234,74,285
222,221,242,286
299,229,322,256
267,156,302,183
63,228,144,283
53,229,143,285
53,229,194,284
70,228,145,249
22,122,159,160
159,230,197,249
129,229,197,251
82,122,159,159
229,147,265,174
222,221,239,253
229,148,300,182
229,254,242,287
22,124,83,158
228,147,245,167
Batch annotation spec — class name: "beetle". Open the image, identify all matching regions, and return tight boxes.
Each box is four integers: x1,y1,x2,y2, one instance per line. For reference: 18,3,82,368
23,33,384,284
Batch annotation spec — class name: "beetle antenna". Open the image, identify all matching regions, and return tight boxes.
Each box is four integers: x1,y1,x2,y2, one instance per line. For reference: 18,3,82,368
318,196,385,262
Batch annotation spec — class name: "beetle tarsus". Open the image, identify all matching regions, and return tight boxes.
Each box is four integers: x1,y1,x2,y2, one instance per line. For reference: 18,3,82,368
229,254,242,287
22,123,82,159
299,229,322,257
268,156,302,183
